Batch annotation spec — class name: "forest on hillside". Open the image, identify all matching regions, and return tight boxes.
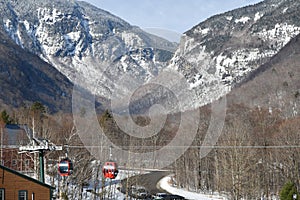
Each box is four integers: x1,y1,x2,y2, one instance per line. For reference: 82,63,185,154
1,102,300,199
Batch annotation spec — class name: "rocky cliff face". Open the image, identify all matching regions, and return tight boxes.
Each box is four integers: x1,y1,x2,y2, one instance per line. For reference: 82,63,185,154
0,0,176,99
1,0,300,114
227,32,300,116
169,0,300,109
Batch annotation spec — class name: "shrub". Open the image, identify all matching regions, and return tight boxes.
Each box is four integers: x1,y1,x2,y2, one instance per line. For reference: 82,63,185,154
280,181,299,200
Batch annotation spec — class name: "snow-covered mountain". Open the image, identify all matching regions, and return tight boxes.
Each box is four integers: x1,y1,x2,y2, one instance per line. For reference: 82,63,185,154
169,0,300,109
1,0,300,113
228,32,300,116
0,0,177,99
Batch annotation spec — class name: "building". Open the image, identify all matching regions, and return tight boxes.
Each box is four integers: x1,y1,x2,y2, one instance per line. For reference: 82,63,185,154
0,164,54,200
0,124,34,173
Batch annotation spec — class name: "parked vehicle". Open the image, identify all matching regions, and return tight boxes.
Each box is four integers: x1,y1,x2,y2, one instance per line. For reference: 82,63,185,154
152,192,168,199
152,193,185,200
166,194,185,199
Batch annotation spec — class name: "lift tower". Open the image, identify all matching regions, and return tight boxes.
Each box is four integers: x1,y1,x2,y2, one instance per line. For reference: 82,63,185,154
19,135,62,183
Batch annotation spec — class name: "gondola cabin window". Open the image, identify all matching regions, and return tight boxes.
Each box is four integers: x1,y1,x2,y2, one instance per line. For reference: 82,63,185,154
58,158,73,176
102,162,118,179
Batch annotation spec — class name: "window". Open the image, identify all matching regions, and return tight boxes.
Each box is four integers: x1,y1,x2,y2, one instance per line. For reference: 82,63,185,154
18,190,28,200
12,159,17,166
25,159,30,166
0,188,5,200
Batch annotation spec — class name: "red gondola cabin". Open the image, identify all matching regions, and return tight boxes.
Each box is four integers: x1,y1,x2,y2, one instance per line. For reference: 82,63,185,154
102,161,118,179
58,158,73,176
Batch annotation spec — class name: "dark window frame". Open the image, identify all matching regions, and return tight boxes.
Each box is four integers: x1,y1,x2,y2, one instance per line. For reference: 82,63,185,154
12,159,17,166
18,190,28,200
25,159,30,166
0,188,5,200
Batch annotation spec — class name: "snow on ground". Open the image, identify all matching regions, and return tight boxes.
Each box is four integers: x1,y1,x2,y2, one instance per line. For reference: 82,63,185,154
83,169,147,200
158,176,227,200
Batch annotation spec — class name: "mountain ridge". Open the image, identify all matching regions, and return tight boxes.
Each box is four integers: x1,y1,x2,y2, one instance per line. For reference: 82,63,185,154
0,27,73,113
168,0,300,110
0,0,177,99
0,0,299,115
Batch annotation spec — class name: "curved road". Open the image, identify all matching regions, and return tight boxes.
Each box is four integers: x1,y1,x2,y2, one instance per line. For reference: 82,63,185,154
120,171,172,195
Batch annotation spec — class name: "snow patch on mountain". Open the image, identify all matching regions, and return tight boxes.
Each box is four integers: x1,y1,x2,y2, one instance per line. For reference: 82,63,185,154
282,7,289,13
22,20,31,32
226,16,233,21
254,12,263,22
235,16,250,24
121,31,144,48
3,19,23,47
255,23,300,48
37,7,63,25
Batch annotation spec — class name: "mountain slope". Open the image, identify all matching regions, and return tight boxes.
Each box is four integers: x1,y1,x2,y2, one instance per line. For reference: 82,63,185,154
228,33,300,116
0,27,73,112
0,0,177,98
1,0,299,114
168,0,300,110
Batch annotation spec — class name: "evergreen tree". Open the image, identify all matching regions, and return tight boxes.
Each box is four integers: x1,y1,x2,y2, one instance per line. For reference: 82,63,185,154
31,101,46,114
0,110,11,124
280,181,299,200
99,109,112,128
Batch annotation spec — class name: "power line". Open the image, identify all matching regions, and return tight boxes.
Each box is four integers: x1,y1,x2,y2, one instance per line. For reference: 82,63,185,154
62,145,300,149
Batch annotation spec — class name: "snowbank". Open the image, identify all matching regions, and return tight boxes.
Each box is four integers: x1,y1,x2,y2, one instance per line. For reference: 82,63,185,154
158,176,227,200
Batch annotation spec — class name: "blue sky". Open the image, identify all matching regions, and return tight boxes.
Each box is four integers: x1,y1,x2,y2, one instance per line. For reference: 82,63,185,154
83,0,262,41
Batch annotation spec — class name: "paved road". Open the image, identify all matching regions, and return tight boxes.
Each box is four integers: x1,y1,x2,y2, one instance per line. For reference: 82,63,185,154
120,171,172,194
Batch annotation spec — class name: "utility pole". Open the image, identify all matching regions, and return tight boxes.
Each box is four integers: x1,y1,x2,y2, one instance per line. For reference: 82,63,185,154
109,145,113,160
0,125,3,164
